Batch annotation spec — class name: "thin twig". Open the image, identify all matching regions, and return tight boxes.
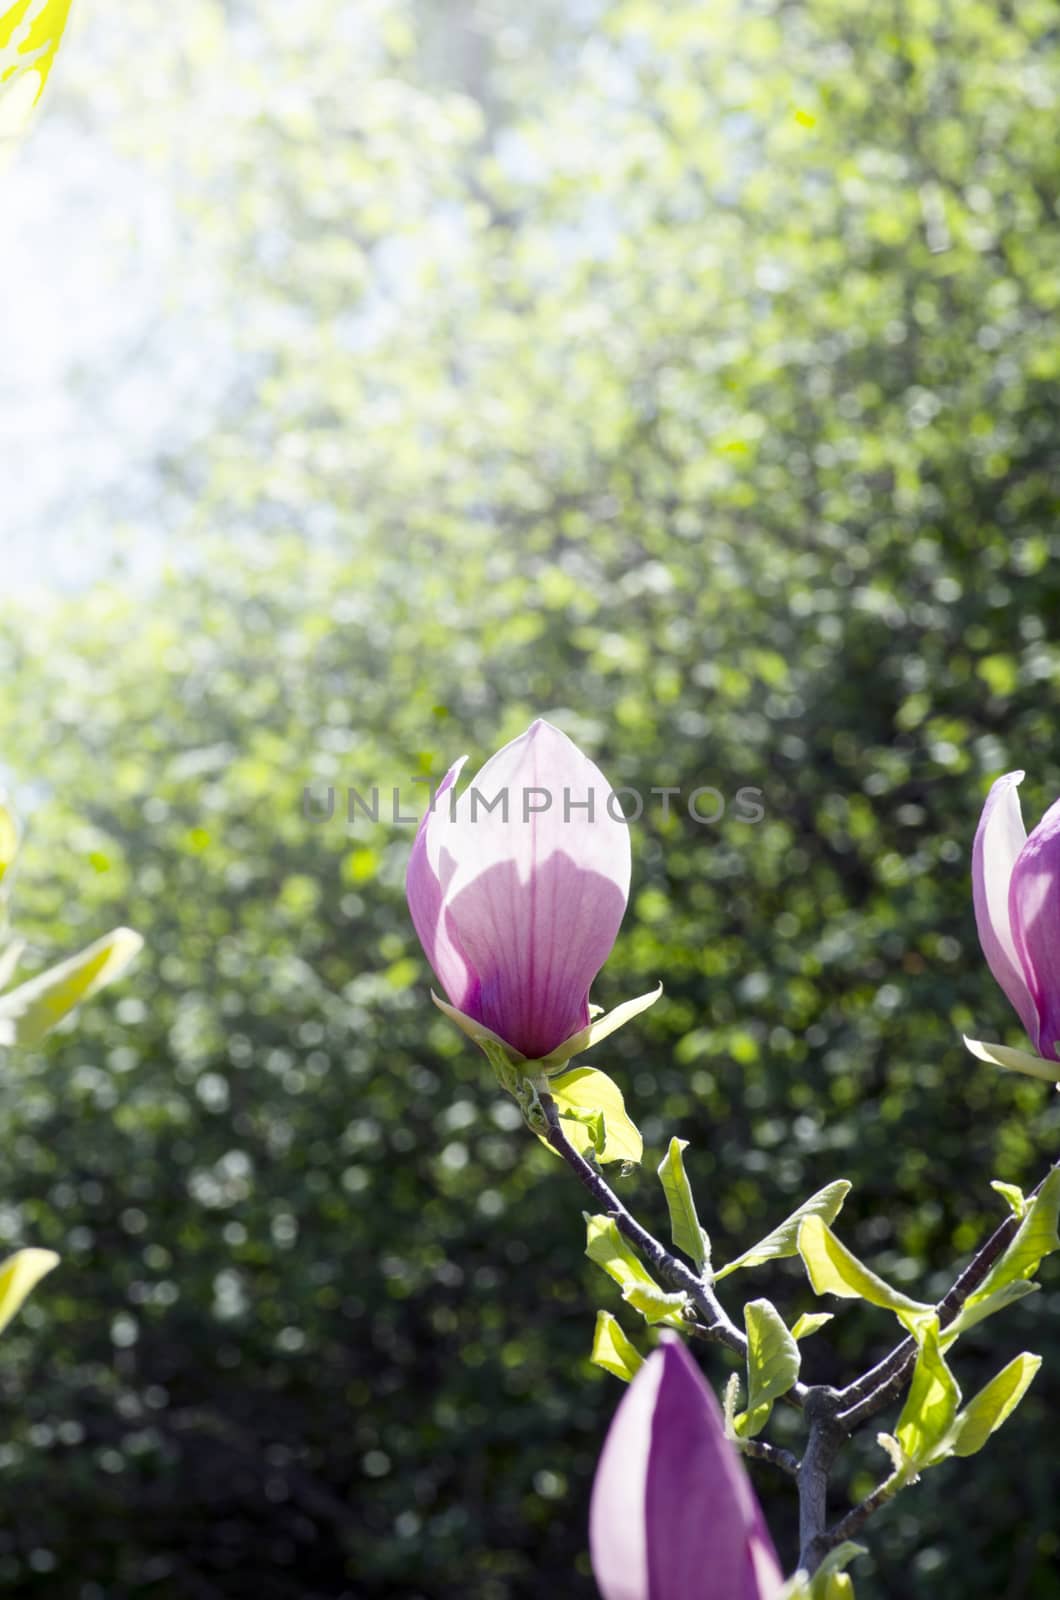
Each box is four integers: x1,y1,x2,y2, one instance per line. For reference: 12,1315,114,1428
736,1436,801,1477
538,1088,752,1361
824,1476,897,1548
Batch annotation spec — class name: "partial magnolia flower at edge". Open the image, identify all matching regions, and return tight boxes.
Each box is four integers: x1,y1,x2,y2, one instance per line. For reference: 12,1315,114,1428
406,719,659,1070
967,771,1060,1085
590,1333,784,1600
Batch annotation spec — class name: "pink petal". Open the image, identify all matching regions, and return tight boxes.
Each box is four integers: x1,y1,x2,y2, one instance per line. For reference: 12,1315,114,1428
590,1336,783,1600
426,720,630,1058
972,772,1039,1045
1009,793,1060,1060
405,758,473,1009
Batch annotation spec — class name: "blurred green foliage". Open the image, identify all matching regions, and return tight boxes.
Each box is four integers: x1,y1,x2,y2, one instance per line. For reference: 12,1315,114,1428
1,0,1059,1595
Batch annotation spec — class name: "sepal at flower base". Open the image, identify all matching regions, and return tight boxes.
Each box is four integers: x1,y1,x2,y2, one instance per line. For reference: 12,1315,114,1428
432,988,650,1164
963,1034,1060,1085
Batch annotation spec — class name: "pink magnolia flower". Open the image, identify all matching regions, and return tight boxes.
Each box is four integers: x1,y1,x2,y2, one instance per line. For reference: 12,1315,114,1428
590,1334,784,1600
405,719,631,1061
972,770,1060,1060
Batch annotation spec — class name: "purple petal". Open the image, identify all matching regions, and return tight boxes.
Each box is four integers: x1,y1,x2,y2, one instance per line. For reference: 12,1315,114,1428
424,720,631,1058
1009,793,1060,1060
405,758,474,1009
972,771,1039,1045
590,1336,783,1600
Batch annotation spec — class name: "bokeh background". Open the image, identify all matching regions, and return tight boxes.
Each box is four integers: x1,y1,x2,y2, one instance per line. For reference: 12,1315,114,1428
2,0,1059,1596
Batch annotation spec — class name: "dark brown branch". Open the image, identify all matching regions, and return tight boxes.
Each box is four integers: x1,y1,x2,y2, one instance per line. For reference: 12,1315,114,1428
538,1088,751,1361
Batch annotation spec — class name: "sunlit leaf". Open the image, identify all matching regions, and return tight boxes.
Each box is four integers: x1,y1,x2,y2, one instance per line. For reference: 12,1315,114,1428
735,1297,800,1438
949,1352,1041,1458
895,1317,961,1468
0,926,143,1045
589,1310,643,1383
545,1066,643,1165
965,1166,1060,1305
656,1136,709,1268
791,1311,834,1340
716,1181,851,1280
584,1214,660,1297
796,1214,932,1333
941,1279,1039,1346
621,1282,688,1327
0,1246,59,1335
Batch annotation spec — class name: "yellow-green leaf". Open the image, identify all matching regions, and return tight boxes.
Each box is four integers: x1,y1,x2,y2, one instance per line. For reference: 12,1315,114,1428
657,1136,709,1268
0,1246,59,1334
796,1214,932,1334
949,1352,1041,1459
621,1282,688,1327
0,926,143,1045
589,1310,643,1383
736,1297,800,1438
990,1180,1027,1220
792,1311,834,1340
895,1318,961,1467
716,1180,851,1280
967,1165,1060,1305
941,1279,1039,1347
584,1214,660,1296
547,1066,643,1165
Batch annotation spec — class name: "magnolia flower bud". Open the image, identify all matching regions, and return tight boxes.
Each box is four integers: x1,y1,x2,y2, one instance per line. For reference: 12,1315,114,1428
973,771,1060,1060
406,720,631,1062
590,1334,783,1600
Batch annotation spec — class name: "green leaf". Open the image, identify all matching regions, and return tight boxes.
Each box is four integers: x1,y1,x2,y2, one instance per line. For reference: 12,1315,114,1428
967,1165,1060,1305
948,1352,1041,1459
589,1310,643,1383
990,1180,1027,1220
0,926,144,1046
584,1214,660,1297
941,1279,1039,1346
621,1282,688,1327
0,1247,59,1335
716,1180,852,1280
791,1311,834,1340
895,1318,961,1468
963,1035,1060,1084
736,1297,800,1437
657,1137,709,1269
796,1214,932,1334
547,1066,643,1165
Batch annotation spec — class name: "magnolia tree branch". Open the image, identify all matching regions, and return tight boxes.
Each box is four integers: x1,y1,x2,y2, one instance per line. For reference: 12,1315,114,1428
538,1089,750,1360
541,1076,1056,1580
800,1158,1060,1570
836,1159,1060,1434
